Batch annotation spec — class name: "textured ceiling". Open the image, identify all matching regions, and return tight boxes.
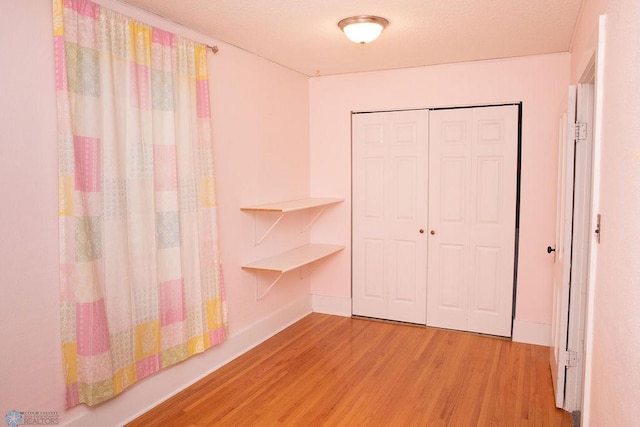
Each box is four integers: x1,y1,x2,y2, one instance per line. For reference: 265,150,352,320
119,0,584,77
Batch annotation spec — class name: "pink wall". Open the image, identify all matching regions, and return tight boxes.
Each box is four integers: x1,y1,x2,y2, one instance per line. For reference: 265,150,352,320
309,54,570,326
0,0,310,423
8,0,639,424
0,0,64,415
570,0,640,424
209,18,311,334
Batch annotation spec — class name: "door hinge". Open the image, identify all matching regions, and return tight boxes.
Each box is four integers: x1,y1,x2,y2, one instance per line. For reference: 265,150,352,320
564,350,578,367
573,122,587,141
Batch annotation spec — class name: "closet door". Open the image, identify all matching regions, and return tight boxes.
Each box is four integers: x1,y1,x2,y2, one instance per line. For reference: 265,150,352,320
427,106,518,337
352,110,428,324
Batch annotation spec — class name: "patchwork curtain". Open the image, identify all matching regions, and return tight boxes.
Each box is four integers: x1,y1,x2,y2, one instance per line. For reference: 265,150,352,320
53,0,227,407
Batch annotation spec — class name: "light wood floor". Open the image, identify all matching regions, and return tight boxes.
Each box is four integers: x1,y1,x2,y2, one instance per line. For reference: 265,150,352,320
128,313,572,426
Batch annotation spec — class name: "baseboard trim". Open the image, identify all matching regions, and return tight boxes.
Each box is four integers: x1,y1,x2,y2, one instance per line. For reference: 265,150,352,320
64,296,312,427
311,294,352,317
512,319,551,346
311,297,550,347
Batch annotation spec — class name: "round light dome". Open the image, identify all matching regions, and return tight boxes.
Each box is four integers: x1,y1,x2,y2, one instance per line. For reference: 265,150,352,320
338,16,389,44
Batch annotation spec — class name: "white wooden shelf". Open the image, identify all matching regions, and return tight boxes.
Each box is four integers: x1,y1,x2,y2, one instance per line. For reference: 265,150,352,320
240,197,343,213
242,243,344,299
242,243,344,272
241,198,343,245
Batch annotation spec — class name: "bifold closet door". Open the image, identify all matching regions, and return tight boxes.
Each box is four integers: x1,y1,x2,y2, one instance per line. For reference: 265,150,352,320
426,106,518,337
352,110,428,324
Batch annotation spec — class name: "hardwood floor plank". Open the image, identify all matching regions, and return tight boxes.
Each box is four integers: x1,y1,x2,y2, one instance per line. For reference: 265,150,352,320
127,314,572,427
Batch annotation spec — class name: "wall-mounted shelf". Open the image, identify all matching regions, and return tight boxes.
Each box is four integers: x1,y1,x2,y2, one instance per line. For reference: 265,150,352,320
241,197,343,245
242,243,344,273
241,197,343,213
242,243,344,300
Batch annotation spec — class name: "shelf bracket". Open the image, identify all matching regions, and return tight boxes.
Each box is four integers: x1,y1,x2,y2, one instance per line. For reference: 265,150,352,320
254,213,286,245
256,272,284,300
244,244,344,301
301,207,328,233
256,265,314,300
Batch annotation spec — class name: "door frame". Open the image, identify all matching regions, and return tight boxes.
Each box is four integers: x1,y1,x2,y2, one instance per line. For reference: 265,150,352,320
556,16,605,418
580,15,606,425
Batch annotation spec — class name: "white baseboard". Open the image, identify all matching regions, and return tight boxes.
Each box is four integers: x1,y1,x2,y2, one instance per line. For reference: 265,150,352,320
63,295,312,427
311,294,352,317
512,319,551,346
310,296,549,347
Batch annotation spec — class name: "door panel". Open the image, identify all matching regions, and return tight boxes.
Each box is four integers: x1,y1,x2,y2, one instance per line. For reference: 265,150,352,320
472,246,500,312
394,157,417,219
439,244,465,308
363,238,384,299
550,83,594,411
441,157,467,222
391,240,417,301
476,157,503,223
550,86,576,408
468,107,518,336
353,110,428,324
427,109,471,330
364,159,384,218
434,243,467,330
563,83,594,411
428,105,518,337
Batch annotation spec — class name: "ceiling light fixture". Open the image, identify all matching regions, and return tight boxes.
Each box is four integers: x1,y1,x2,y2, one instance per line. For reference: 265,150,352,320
338,15,389,44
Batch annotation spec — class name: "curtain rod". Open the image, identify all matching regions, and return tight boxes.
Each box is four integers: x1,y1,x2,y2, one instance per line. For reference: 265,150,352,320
207,45,219,54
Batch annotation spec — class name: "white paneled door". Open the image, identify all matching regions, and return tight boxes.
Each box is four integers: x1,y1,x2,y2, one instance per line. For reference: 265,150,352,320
550,83,594,411
352,110,429,324
352,105,518,335
426,106,518,337
550,87,576,408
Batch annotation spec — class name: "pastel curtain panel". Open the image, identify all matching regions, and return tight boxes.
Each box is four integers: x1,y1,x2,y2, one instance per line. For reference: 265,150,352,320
53,0,227,407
